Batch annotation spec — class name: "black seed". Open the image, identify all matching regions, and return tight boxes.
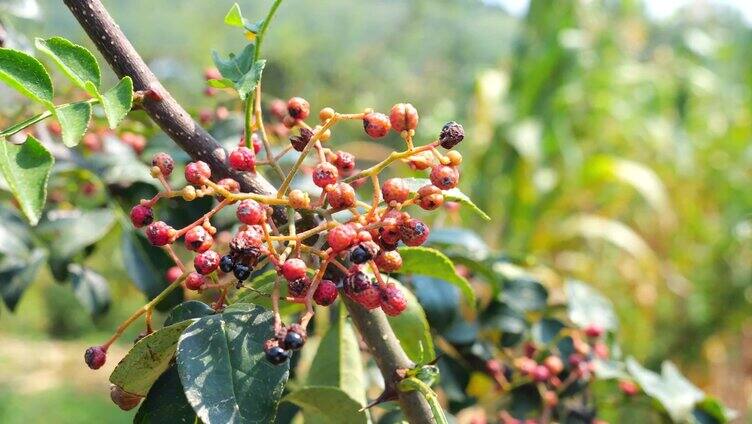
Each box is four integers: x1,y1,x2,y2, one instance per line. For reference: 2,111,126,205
233,263,251,281
220,255,235,273
265,346,290,365
283,331,305,351
350,245,371,264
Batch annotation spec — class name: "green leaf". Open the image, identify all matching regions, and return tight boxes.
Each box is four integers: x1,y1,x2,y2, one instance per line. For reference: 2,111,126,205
164,300,214,327
0,248,45,311
0,135,54,225
224,3,245,27
37,208,115,260
398,246,475,308
307,304,366,405
283,387,368,424
401,177,490,220
387,280,435,364
694,398,736,423
69,264,110,317
502,276,547,313
110,320,194,396
0,48,53,107
411,275,460,334
34,37,100,93
207,78,235,89
212,44,255,83
531,318,564,345
100,76,133,129
626,358,705,422
480,301,526,334
134,365,196,424
0,206,34,258
565,279,618,331
176,303,289,424
593,359,629,380
121,230,183,311
54,101,91,147
236,59,265,101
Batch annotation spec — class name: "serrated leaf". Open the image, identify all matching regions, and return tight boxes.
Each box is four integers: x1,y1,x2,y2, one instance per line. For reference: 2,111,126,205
401,177,490,220
307,304,366,405
626,358,705,422
0,135,53,225
37,208,114,260
224,3,245,27
54,101,91,147
0,48,53,107
212,44,255,83
177,303,289,424
100,76,133,129
0,248,45,311
565,279,618,331
121,230,183,311
69,264,110,316
134,365,196,424
34,37,100,93
283,387,367,424
164,300,215,327
398,246,475,308
236,59,265,101
386,280,435,363
110,320,194,396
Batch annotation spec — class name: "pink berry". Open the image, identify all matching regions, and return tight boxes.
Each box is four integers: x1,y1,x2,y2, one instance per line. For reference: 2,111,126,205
229,147,256,172
185,161,211,185
186,272,207,290
145,221,174,246
281,258,307,281
381,178,409,204
532,365,551,382
353,281,381,310
217,178,240,193
430,164,460,190
194,250,220,275
287,97,310,120
380,283,407,316
584,324,604,338
251,133,262,154
314,280,339,306
374,250,402,273
326,182,356,209
230,229,263,254
151,152,174,176
399,218,430,247
184,226,213,252
165,266,182,283
333,151,355,172
327,224,357,252
84,346,107,369
363,112,391,138
236,199,266,225
312,162,339,188
130,204,154,228
389,103,419,132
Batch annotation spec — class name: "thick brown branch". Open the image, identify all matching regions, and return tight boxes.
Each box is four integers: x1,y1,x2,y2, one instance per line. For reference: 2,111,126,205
64,1,433,422
62,0,277,199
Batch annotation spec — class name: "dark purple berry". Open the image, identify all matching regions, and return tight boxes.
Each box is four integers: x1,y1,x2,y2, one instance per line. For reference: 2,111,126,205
220,255,235,273
233,263,251,281
84,346,107,369
265,346,290,365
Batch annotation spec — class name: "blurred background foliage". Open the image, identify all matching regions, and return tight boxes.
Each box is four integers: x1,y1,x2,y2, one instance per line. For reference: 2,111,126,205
1,0,751,421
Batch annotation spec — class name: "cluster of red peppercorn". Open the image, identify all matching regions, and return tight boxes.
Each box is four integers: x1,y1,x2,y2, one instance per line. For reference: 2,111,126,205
84,95,466,369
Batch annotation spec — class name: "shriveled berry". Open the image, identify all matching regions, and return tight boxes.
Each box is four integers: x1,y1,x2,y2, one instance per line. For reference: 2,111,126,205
265,345,290,365
344,270,371,295
151,152,174,176
236,199,266,225
374,250,402,272
287,97,310,120
281,258,307,281
430,164,460,190
288,277,311,298
184,161,211,185
229,147,256,172
186,272,207,290
130,204,153,228
218,178,240,193
166,266,182,283
439,121,464,149
312,162,339,188
327,224,357,252
363,112,391,138
381,178,409,204
194,250,220,275
145,221,174,246
230,229,263,254
353,281,381,310
219,255,235,273
326,182,356,209
314,280,338,306
380,283,407,316
543,356,564,375
84,346,107,369
184,226,213,252
233,263,252,281
389,103,419,132
333,151,355,172
289,127,313,151
417,184,444,210
400,218,430,247
110,385,142,411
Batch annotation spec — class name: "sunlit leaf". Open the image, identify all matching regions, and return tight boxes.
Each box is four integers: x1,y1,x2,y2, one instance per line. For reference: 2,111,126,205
54,101,91,147
398,246,475,308
0,48,53,107
35,37,100,93
0,135,53,225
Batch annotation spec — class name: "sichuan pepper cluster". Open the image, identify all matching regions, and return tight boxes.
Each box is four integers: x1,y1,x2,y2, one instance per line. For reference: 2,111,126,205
85,96,465,369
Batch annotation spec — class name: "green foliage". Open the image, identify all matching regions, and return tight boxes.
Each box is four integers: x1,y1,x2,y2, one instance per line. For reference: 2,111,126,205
0,135,53,225
386,280,435,363
134,366,195,424
211,43,265,100
98,76,133,129
69,264,110,317
54,101,91,147
34,37,101,92
398,246,475,308
401,177,490,220
0,48,53,107
283,387,367,424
